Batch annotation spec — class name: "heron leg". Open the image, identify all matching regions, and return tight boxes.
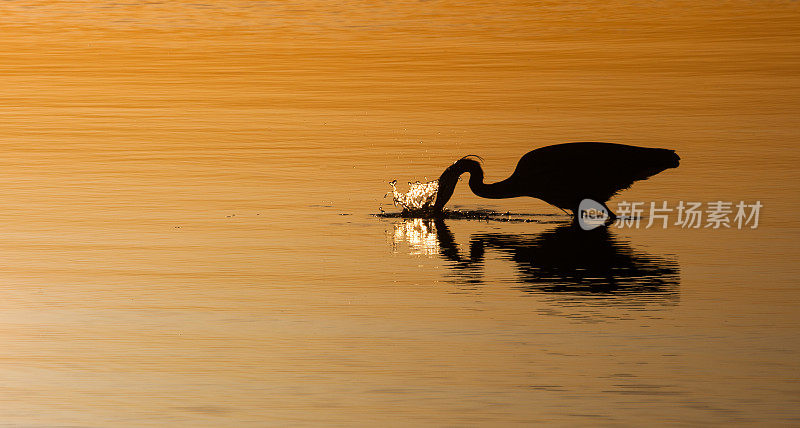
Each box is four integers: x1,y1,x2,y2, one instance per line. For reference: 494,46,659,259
569,206,580,220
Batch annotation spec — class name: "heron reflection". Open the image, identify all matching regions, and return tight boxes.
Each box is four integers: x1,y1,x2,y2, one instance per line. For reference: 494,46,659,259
391,218,680,304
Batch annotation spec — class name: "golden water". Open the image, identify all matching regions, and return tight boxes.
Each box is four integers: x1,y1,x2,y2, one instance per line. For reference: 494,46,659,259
0,1,799,425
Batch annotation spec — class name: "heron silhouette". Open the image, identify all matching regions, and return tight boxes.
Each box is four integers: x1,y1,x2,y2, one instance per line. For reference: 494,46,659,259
433,142,679,219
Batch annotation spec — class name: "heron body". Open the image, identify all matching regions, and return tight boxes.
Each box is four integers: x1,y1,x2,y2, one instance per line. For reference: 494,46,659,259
433,142,680,218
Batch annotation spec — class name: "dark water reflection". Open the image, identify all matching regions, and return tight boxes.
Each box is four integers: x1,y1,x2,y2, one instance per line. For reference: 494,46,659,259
397,218,680,305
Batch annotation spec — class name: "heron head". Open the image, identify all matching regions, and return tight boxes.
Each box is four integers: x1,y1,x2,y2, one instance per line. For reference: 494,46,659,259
433,155,483,211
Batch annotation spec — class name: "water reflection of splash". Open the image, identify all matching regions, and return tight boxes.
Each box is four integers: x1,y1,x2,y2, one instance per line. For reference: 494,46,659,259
389,218,680,305
391,218,440,256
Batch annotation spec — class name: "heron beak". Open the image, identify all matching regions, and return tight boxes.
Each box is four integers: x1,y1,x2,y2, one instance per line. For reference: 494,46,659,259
433,165,458,211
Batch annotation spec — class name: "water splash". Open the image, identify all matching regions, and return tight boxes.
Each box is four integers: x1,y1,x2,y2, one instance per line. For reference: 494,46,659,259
388,179,439,214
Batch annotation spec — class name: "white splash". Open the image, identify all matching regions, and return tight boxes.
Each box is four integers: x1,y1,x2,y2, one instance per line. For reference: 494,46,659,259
389,179,439,213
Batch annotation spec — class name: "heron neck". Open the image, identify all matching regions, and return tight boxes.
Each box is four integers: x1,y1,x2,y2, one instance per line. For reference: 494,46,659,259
467,168,519,199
